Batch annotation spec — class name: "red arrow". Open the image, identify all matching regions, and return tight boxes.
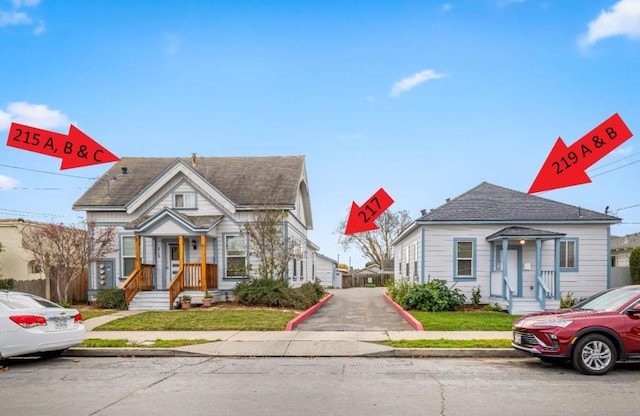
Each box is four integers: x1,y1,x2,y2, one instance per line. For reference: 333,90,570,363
344,188,394,235
6,122,120,170
528,113,633,194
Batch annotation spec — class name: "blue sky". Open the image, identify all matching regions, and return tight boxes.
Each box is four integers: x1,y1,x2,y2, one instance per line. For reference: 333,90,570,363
1,0,640,268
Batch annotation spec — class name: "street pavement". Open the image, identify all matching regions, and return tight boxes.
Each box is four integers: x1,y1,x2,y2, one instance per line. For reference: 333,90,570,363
73,288,518,359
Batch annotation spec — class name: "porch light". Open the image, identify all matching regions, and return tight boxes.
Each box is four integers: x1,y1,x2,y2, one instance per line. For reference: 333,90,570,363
520,239,525,245
192,239,197,250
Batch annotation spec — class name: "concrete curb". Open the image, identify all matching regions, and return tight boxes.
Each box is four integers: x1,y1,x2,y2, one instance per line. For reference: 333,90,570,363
64,346,525,359
383,294,424,331
285,292,335,331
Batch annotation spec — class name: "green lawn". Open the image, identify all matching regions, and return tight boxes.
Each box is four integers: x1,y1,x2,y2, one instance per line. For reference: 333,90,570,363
411,311,519,331
92,309,297,331
384,339,512,348
80,310,118,320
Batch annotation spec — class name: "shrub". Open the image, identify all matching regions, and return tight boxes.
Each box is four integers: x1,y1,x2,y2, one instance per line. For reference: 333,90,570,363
387,278,413,304
630,247,640,285
560,291,576,308
94,288,126,310
471,286,481,307
233,278,324,310
400,279,467,312
0,278,15,290
483,302,504,312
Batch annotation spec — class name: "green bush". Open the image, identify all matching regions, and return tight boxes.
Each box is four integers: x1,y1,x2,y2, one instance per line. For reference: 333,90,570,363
387,278,414,304
630,247,640,285
94,289,126,310
399,279,466,312
471,286,481,307
560,291,576,308
0,278,15,290
233,278,325,310
483,302,504,312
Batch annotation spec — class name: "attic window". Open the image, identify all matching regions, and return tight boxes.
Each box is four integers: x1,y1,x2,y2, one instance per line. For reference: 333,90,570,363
174,192,196,209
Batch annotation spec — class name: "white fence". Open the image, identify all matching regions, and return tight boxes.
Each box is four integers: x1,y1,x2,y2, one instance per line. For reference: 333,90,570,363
611,267,631,287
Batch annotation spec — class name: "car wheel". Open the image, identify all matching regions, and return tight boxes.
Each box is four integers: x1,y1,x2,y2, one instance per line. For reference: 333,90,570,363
572,334,616,375
40,349,66,359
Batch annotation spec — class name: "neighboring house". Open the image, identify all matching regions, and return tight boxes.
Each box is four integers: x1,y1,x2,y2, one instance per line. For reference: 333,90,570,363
611,232,640,267
73,154,316,310
0,219,48,298
392,182,620,315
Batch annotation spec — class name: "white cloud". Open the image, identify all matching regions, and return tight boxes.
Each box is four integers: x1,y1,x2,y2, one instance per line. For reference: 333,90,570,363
613,145,634,155
579,0,640,48
496,0,526,7
390,69,446,97
0,10,31,26
164,33,181,56
441,3,453,12
0,174,19,190
33,18,44,35
0,102,71,130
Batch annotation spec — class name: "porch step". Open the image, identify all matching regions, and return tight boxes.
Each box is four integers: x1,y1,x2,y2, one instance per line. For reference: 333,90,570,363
128,291,172,311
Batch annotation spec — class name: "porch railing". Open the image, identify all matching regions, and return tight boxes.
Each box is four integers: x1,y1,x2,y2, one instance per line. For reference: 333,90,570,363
502,275,514,314
535,274,552,311
541,270,556,298
121,264,155,306
167,263,218,309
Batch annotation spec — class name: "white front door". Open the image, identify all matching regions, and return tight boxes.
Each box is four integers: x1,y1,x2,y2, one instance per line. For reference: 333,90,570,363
164,242,180,289
507,250,519,297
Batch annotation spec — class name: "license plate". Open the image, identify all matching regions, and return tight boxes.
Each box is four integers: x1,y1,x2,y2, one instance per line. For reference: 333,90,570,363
53,318,68,330
514,333,522,344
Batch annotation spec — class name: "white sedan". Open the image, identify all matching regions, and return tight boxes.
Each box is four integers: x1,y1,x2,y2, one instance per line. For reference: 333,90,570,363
0,290,85,360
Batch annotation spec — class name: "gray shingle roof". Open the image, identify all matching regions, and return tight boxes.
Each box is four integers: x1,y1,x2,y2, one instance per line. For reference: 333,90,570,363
73,155,306,208
417,182,620,223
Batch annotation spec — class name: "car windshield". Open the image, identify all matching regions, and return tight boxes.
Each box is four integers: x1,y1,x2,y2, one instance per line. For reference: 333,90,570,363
0,291,62,310
574,287,640,312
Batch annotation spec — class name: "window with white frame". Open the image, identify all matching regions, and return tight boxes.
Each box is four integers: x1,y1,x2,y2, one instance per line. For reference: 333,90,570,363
174,192,196,209
560,239,577,270
122,236,136,278
225,235,246,277
455,239,475,278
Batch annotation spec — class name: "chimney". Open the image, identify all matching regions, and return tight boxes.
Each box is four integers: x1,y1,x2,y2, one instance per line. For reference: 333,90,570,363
445,198,451,203
121,167,128,175
192,152,197,167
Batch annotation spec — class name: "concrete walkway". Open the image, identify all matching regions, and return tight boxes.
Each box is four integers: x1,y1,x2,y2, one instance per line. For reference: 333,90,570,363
296,287,414,331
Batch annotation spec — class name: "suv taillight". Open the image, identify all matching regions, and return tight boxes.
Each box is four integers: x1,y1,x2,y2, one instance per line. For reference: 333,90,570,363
10,315,47,328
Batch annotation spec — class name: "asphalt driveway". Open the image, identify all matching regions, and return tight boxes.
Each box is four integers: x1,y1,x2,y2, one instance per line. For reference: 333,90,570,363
296,287,415,331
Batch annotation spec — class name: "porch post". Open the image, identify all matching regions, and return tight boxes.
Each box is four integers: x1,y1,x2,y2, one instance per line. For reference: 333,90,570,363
535,238,542,292
178,236,184,268
135,235,141,289
554,238,561,300
201,235,207,292
501,238,509,299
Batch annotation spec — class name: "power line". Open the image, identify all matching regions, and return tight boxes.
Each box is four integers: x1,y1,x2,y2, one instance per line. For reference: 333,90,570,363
0,208,80,219
590,158,640,178
587,151,640,172
0,163,98,180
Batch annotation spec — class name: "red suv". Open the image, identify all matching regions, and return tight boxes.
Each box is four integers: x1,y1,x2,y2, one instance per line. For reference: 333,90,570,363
512,285,640,375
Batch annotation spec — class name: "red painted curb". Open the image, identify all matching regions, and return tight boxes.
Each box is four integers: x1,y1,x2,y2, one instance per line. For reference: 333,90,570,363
285,292,334,331
383,293,424,331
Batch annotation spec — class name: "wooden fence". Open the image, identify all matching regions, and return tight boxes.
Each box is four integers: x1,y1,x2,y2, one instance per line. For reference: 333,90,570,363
342,273,393,288
12,270,88,304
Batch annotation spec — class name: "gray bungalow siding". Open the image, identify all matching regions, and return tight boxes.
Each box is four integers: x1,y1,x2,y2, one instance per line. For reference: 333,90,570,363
392,182,620,314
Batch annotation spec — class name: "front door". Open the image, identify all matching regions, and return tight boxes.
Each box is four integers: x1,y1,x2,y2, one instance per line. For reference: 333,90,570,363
164,242,180,289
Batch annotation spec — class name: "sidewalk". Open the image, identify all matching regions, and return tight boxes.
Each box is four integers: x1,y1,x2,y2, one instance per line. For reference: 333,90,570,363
71,312,520,358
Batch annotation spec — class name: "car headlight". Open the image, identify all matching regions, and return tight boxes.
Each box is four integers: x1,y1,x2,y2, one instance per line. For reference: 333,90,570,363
533,320,573,328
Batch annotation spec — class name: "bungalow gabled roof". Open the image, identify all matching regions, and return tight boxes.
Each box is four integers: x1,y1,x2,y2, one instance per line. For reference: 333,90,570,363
73,155,308,209
417,182,619,223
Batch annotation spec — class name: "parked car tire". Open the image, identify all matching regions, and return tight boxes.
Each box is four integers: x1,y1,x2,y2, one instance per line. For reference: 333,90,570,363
572,334,616,375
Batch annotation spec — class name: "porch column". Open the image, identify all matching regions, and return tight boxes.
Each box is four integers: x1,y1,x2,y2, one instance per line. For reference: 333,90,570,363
178,235,184,269
201,235,207,292
554,238,561,300
501,238,509,299
535,238,542,289
135,235,141,270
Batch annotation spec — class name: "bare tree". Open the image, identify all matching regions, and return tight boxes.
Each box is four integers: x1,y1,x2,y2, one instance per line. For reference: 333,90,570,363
337,209,413,267
244,208,297,281
21,220,117,303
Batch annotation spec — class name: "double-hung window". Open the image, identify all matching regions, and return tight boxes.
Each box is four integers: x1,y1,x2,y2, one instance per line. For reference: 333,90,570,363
225,235,246,277
454,238,476,279
122,236,136,278
560,238,578,271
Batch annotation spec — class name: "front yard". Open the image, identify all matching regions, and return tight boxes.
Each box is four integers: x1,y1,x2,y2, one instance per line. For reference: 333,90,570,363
410,311,519,331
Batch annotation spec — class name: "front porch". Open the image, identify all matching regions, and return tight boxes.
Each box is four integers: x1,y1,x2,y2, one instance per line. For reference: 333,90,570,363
121,235,219,310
